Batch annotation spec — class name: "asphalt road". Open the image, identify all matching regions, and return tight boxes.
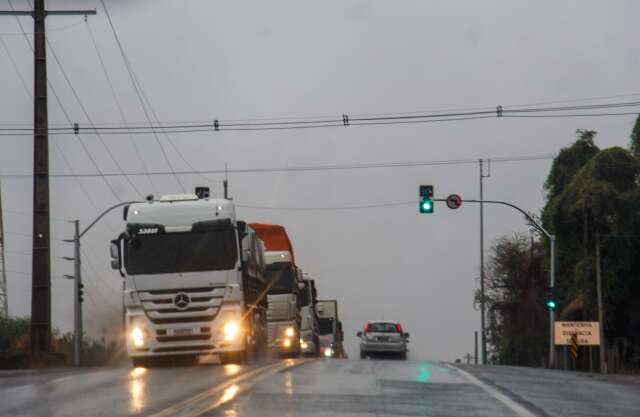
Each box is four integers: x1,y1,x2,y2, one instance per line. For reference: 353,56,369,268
1,358,639,417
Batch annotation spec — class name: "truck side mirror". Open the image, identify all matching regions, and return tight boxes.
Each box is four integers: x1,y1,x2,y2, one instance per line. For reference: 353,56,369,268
356,331,363,338
111,259,120,270
298,282,305,290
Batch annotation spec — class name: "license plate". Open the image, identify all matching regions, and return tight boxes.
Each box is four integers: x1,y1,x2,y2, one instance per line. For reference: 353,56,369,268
172,328,195,336
377,336,389,342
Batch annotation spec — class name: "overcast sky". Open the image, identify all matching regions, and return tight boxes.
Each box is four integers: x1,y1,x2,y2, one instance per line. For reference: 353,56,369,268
1,0,639,360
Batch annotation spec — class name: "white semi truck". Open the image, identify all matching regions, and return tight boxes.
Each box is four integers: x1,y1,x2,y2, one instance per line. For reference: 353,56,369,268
317,299,345,358
299,277,320,356
110,189,268,366
263,251,301,357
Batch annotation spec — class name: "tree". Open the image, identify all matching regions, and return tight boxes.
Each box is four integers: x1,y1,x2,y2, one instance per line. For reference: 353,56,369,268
485,233,548,366
630,115,640,158
544,129,599,199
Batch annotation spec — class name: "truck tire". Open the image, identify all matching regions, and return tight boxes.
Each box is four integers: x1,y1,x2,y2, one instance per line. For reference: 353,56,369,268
399,352,407,360
360,351,366,360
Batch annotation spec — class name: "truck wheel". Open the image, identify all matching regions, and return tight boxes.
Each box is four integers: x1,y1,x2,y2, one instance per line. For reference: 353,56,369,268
360,351,366,360
399,352,407,360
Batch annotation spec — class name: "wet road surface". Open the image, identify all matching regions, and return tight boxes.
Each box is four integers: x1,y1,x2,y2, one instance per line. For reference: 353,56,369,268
1,359,639,417
0,358,297,417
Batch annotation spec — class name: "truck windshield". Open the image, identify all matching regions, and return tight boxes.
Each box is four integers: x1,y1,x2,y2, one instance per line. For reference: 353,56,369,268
265,263,295,294
124,229,238,275
318,317,334,335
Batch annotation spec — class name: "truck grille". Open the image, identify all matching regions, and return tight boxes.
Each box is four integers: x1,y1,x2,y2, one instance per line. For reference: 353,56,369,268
139,287,225,325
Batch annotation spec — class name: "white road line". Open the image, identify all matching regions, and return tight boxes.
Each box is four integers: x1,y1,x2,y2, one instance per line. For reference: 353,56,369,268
450,365,537,417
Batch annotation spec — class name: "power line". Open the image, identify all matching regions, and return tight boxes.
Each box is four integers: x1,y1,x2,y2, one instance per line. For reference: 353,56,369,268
84,19,158,196
1,100,638,136
99,0,186,193
0,153,555,179
6,0,124,210
237,201,417,211
45,35,145,199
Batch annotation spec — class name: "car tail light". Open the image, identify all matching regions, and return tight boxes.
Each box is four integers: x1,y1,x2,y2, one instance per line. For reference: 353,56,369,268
364,324,370,333
396,324,403,333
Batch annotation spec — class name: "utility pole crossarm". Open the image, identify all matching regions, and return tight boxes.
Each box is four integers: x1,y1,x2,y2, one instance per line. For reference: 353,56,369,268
0,9,96,15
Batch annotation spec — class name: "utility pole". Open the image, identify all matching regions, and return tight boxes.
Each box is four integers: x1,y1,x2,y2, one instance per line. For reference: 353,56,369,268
479,159,490,364
63,220,83,367
0,2,96,354
0,181,8,319
595,233,607,373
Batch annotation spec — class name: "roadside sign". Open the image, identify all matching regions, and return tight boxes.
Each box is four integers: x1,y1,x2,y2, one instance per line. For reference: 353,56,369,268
554,321,600,346
446,194,462,209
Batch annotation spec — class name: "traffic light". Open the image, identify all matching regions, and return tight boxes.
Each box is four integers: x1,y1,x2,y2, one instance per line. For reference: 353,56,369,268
78,282,84,304
546,287,556,311
419,185,434,214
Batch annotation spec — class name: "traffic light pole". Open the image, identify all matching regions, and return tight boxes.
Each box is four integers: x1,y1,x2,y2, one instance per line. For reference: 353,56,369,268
437,196,557,368
70,220,82,367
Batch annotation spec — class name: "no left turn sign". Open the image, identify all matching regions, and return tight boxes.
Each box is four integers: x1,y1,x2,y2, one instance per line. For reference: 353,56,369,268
446,194,462,209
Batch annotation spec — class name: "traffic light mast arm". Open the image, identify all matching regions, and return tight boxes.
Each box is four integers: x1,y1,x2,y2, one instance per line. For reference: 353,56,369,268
434,198,552,239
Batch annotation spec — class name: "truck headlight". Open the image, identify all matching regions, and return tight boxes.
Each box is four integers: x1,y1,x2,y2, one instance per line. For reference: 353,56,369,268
131,327,145,347
300,339,308,350
224,322,240,341
324,347,333,357
284,326,295,338
283,339,291,348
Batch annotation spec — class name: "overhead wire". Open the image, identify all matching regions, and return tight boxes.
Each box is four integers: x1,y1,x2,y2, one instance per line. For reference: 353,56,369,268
99,0,186,192
45,36,145,199
0,153,555,179
84,19,159,196
6,0,124,212
1,100,638,136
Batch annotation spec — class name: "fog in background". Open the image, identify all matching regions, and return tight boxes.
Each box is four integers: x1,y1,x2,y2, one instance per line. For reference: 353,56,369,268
1,0,638,360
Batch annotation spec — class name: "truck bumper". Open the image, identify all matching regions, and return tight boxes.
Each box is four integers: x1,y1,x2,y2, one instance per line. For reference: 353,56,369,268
126,307,245,358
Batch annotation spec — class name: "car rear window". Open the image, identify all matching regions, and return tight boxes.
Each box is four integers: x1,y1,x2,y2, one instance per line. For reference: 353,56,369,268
367,323,398,333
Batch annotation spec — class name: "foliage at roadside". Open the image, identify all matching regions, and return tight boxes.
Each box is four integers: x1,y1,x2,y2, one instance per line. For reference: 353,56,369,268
485,234,548,366
487,115,640,367
0,316,122,367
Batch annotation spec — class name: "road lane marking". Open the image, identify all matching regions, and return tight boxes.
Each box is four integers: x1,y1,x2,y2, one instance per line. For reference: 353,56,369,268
145,359,315,417
450,365,537,417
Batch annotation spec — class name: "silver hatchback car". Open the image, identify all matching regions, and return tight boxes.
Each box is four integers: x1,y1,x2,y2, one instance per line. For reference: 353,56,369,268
357,321,409,360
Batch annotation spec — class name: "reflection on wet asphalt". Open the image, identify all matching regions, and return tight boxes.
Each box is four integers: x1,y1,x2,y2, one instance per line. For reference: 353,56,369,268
0,360,266,417
207,359,518,417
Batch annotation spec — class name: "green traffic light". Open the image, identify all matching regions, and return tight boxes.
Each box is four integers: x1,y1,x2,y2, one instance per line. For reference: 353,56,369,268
419,197,434,214
546,300,556,310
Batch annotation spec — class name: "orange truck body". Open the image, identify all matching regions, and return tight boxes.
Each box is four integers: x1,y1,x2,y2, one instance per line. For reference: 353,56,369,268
248,223,296,265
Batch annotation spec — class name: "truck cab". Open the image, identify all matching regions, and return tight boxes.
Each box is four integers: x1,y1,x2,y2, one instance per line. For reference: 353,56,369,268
110,190,268,366
263,251,301,356
316,299,344,358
